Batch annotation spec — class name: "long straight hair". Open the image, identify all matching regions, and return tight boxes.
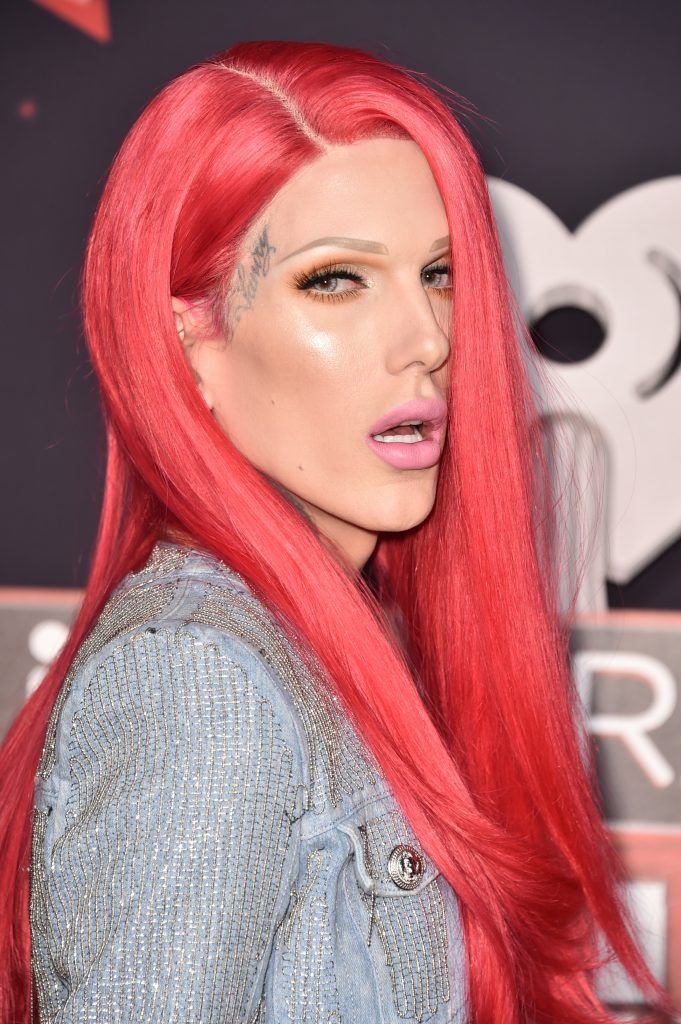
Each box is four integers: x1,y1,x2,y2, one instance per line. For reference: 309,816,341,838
0,40,675,1023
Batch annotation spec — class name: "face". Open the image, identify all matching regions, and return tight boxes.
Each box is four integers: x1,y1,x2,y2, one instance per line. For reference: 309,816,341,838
173,137,452,571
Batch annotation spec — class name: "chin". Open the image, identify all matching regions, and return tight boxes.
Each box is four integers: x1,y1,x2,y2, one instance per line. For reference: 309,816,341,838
382,513,433,534
368,500,436,534
382,481,438,529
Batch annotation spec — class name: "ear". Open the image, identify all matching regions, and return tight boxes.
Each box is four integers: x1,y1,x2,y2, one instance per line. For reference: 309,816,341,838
172,294,206,344
171,294,189,342
171,295,215,412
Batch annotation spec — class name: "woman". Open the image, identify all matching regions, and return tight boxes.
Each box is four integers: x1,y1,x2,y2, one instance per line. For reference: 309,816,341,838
0,39,674,1024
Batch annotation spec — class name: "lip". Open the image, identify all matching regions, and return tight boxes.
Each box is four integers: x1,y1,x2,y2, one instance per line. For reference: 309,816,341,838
365,396,448,470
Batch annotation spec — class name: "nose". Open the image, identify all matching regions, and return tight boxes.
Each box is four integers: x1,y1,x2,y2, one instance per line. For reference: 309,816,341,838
386,280,451,377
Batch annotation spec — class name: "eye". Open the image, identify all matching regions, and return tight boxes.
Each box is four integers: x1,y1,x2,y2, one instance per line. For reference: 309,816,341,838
292,259,453,305
293,263,367,303
422,262,453,293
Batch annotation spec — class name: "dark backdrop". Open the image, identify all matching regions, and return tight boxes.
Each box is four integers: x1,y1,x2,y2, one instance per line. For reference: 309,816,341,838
2,0,680,606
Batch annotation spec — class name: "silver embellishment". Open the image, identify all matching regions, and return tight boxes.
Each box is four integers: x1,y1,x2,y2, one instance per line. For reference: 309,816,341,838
30,626,301,1021
30,553,189,1019
248,996,266,1024
124,541,193,584
35,545,191,783
387,844,425,891
29,540,455,1023
277,848,341,1021
192,583,379,811
357,812,451,1022
360,822,377,947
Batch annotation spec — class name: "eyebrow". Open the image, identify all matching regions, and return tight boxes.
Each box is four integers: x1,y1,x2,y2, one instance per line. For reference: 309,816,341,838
278,235,450,263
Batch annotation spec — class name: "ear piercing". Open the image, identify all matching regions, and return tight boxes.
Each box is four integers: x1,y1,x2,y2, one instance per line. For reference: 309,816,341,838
174,312,186,341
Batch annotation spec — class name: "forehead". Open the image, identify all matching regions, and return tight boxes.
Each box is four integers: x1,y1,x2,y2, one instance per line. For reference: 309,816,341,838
247,137,447,256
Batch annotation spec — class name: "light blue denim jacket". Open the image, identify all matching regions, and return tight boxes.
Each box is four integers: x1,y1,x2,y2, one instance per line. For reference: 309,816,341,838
30,540,468,1023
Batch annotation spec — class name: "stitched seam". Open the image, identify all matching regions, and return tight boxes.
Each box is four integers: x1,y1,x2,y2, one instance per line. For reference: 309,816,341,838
300,791,395,841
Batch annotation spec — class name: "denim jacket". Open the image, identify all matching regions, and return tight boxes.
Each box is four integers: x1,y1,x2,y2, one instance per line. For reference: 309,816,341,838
29,540,468,1023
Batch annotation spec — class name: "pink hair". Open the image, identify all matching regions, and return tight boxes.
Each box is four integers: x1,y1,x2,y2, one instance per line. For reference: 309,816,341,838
0,40,675,1023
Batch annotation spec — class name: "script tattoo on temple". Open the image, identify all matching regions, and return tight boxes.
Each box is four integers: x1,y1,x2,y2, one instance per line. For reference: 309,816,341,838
232,226,277,323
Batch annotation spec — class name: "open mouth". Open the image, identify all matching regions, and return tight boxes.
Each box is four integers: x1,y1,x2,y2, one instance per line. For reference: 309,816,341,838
366,403,445,470
371,419,427,443
367,397,447,467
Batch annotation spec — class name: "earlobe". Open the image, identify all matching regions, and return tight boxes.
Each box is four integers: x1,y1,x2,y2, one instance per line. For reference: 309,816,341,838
187,363,214,413
197,380,215,414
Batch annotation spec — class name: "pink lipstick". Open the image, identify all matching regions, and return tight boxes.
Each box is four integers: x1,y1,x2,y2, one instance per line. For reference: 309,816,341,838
366,396,448,470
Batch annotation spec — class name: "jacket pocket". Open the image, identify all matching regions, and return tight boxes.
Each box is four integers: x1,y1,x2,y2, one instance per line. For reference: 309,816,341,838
339,807,453,1023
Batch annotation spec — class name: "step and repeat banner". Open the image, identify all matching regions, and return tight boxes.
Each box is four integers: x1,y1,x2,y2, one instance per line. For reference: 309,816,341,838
2,1,679,1015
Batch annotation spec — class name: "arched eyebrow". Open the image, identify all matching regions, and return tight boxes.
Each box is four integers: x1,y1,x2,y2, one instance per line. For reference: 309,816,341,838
278,235,450,264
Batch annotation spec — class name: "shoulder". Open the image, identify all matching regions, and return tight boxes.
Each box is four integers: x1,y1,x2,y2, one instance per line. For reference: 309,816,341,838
36,542,310,796
38,540,385,824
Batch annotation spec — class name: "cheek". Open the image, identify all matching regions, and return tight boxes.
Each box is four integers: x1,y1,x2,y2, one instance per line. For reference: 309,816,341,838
238,306,365,403
213,320,351,457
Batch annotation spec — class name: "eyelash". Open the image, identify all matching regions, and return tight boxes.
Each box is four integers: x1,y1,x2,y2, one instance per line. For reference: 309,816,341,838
293,261,453,303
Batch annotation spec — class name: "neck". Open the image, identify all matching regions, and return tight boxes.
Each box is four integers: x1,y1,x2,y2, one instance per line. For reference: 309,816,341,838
161,475,377,575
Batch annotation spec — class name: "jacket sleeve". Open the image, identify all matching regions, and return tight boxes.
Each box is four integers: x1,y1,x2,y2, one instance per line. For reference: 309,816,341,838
35,622,306,1023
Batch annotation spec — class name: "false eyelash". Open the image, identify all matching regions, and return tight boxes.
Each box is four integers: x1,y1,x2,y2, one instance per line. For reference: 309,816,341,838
293,260,454,304
422,263,453,289
292,262,367,304
293,263,364,289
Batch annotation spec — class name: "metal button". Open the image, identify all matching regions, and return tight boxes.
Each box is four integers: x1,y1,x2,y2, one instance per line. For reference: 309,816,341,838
387,844,425,890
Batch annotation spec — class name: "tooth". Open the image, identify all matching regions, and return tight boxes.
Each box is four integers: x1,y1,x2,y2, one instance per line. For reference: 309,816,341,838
373,426,424,443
